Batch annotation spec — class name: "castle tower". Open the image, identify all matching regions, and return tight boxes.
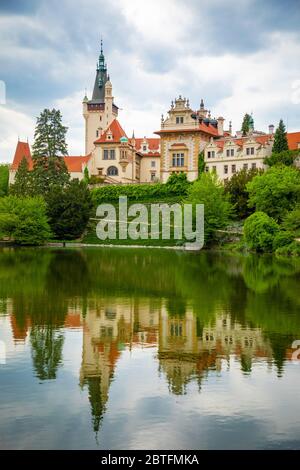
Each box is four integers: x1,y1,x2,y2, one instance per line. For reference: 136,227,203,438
83,40,119,154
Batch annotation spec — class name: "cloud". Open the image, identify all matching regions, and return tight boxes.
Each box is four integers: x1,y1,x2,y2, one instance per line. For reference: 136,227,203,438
0,0,300,162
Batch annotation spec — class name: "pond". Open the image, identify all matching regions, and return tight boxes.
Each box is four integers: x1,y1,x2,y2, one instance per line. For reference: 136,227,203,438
0,247,300,450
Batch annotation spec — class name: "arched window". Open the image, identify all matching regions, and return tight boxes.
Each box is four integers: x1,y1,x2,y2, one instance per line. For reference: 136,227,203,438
107,166,118,176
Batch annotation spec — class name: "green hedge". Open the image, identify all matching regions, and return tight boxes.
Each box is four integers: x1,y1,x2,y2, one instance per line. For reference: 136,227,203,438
0,165,9,197
91,180,189,205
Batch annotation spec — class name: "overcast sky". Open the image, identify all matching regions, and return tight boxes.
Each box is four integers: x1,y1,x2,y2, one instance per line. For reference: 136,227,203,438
0,0,300,162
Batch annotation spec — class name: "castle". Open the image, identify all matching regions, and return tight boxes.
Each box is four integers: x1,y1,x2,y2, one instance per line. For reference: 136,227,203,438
9,41,300,185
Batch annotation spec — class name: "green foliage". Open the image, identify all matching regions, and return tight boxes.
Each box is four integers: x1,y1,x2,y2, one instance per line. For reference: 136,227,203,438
198,151,205,175
10,157,32,197
0,196,51,245
246,165,300,221
83,166,90,184
264,149,299,167
276,241,300,257
91,180,188,205
241,113,252,136
32,156,70,195
282,205,300,236
244,211,279,252
272,119,289,154
0,164,9,197
32,108,68,159
273,231,294,250
166,172,190,193
46,179,93,240
186,172,233,243
224,168,263,219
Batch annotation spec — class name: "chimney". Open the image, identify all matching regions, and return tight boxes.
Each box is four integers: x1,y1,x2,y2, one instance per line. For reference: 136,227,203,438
269,124,275,135
217,116,225,136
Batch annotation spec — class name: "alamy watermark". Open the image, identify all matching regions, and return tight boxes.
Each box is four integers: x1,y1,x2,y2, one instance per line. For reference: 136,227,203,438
0,80,6,105
95,197,204,249
0,340,6,365
291,340,300,363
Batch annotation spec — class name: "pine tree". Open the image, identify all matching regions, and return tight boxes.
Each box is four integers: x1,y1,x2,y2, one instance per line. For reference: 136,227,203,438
32,109,68,159
31,109,70,194
10,156,32,196
241,113,252,136
272,119,289,154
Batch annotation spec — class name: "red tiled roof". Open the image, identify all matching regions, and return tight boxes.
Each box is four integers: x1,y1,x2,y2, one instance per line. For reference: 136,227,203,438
11,141,91,173
134,138,160,152
11,141,32,170
94,119,127,144
63,155,91,172
287,132,300,150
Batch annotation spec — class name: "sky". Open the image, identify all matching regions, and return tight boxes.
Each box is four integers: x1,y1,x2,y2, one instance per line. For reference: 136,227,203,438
0,0,300,163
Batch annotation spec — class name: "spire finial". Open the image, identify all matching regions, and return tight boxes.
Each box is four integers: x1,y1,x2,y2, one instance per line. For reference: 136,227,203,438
100,36,103,54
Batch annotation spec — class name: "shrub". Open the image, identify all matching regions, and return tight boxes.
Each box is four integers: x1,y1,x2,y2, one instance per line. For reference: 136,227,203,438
264,149,299,167
0,196,51,245
224,168,263,220
91,180,188,205
282,205,300,237
246,166,300,221
276,241,300,257
273,231,294,250
244,211,279,252
0,164,9,197
186,172,233,243
166,172,190,193
46,179,93,240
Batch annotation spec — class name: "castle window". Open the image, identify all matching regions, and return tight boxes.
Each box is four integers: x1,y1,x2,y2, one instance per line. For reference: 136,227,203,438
211,151,215,158
151,160,156,168
243,163,248,170
103,150,109,160
176,116,184,124
205,166,209,172
107,166,118,176
226,149,230,157
143,145,147,152
231,149,234,156
109,149,115,160
96,130,99,137
232,164,236,173
151,172,156,182
224,165,228,174
172,153,184,167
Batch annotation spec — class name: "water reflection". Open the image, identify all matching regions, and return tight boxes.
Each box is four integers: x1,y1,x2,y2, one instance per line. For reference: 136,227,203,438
1,247,300,449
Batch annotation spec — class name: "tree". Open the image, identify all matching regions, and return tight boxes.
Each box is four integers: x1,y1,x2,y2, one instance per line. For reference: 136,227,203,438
264,149,299,167
282,204,300,237
46,179,93,240
198,151,205,175
32,108,68,159
244,212,279,252
241,113,252,136
0,196,51,245
83,166,90,184
186,172,233,243
166,172,190,195
10,157,32,196
224,168,263,219
272,119,289,154
246,165,300,221
0,164,9,197
31,108,70,195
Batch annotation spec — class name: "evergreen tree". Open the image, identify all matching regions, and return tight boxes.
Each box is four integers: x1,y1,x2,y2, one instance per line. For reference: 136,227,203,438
272,119,289,154
10,157,32,196
83,166,90,184
32,108,68,159
0,164,9,197
31,108,70,194
241,113,252,136
198,151,205,175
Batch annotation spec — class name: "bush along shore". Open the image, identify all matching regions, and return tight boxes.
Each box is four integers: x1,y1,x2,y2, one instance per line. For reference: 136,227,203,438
1,110,300,254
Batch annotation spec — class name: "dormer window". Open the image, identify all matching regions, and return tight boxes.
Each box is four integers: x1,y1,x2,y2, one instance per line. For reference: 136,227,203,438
143,145,147,152
106,130,113,141
176,116,184,124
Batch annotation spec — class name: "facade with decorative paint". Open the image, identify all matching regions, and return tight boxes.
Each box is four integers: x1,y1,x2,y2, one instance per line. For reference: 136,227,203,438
155,97,224,182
